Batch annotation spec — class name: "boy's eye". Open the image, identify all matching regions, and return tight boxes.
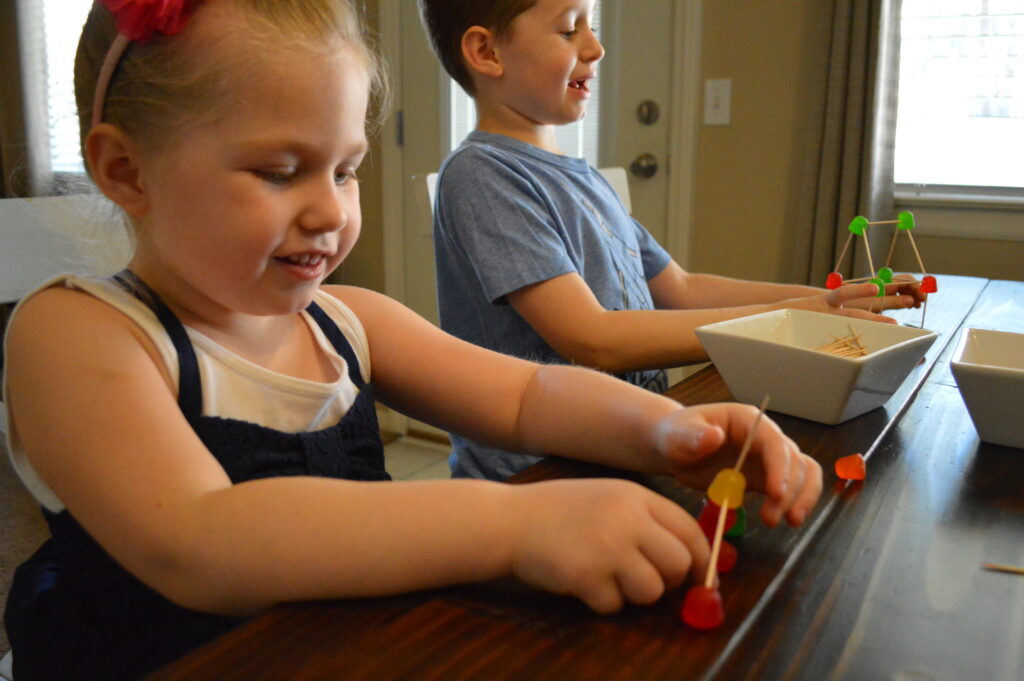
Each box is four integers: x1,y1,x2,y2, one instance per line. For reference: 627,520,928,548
561,29,577,38
335,169,359,185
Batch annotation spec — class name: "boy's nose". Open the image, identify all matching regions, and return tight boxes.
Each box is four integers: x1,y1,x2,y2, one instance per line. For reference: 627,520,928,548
583,28,605,62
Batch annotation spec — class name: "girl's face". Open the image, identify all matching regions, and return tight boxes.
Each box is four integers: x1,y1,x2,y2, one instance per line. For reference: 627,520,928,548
131,43,370,322
492,0,603,128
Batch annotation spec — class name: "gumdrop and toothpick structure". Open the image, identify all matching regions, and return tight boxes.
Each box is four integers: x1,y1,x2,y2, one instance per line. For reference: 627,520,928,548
825,211,936,328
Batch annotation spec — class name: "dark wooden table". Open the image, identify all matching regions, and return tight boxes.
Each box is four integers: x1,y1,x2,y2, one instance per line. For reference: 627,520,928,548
147,275,1024,681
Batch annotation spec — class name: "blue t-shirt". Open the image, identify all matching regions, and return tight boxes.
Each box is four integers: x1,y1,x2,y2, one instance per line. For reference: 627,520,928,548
434,131,671,480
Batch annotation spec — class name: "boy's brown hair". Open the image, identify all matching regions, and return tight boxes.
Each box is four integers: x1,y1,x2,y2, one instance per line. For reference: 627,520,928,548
417,0,536,95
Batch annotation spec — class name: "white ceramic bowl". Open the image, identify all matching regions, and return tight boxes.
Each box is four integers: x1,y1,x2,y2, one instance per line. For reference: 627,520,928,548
950,328,1024,449
695,309,937,425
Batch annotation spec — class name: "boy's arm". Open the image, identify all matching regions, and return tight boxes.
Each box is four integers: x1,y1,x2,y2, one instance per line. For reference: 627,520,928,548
506,270,900,370
649,261,926,312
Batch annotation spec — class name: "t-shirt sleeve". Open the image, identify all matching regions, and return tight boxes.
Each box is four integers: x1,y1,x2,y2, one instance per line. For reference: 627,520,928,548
631,216,672,280
435,147,577,304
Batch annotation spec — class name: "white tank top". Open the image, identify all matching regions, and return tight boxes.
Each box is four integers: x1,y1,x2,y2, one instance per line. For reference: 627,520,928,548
3,274,372,512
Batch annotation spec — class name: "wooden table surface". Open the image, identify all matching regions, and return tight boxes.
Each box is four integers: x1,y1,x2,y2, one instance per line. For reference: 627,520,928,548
146,275,1024,681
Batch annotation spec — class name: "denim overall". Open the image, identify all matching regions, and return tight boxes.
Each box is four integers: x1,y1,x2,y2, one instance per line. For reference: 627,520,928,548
5,273,389,680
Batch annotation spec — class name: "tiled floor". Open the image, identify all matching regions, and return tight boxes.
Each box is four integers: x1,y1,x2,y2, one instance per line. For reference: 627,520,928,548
383,436,452,480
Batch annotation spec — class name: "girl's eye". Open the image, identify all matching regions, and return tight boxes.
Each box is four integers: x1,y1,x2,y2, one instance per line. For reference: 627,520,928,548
561,29,577,39
335,169,359,185
256,170,294,185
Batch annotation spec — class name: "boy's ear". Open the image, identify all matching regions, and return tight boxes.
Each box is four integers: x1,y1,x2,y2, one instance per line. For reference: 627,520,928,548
84,124,150,218
461,25,504,80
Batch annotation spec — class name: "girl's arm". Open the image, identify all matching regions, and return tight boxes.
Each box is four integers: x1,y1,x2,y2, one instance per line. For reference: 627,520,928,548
335,286,820,528
5,288,708,615
503,269,902,371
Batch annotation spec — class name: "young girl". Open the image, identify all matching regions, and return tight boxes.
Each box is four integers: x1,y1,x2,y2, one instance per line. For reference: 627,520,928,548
3,1,821,679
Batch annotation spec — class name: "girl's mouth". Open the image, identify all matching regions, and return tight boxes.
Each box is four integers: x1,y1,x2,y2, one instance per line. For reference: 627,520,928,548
276,253,328,281
568,79,590,92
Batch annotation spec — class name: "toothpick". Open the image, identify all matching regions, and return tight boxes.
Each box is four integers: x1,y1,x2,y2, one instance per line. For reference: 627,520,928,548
982,562,1024,576
906,230,927,275
832,232,855,273
703,395,770,589
866,219,899,225
861,231,876,279
735,395,770,472
883,228,899,269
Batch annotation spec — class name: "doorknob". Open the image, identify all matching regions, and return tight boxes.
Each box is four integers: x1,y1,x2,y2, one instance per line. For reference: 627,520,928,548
630,153,658,179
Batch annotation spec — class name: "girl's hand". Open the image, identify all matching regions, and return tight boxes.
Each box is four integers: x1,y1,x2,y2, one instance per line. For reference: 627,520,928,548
508,478,708,614
651,403,822,528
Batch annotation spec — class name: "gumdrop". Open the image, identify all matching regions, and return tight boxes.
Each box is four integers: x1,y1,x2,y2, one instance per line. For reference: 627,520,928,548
920,276,937,293
724,506,746,538
717,540,738,574
878,267,893,283
707,469,746,510
835,453,866,481
826,272,843,289
869,277,886,297
897,211,915,230
847,216,868,235
697,499,736,541
681,586,724,630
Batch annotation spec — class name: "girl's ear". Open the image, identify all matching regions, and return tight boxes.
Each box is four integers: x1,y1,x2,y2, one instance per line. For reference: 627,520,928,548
461,25,503,80
84,124,149,218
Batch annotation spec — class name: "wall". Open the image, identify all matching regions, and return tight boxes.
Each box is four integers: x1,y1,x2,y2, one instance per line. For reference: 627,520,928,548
690,0,1023,284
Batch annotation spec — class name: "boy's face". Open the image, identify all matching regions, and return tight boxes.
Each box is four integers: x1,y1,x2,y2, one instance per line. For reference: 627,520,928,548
489,0,603,129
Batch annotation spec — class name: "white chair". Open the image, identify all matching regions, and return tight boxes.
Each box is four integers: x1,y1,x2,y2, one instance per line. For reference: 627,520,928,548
419,166,632,219
0,194,132,436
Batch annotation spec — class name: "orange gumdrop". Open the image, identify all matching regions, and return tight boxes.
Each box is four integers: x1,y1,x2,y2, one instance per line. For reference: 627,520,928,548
835,453,866,481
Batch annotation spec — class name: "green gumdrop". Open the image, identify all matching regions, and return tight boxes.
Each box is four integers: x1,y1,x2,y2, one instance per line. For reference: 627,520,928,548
847,216,868,235
878,267,893,283
897,210,915,230
870,277,885,297
725,506,746,538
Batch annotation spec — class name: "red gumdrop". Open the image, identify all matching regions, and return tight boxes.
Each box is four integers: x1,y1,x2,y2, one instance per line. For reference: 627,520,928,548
920,275,937,293
681,586,725,630
697,499,737,542
826,272,843,290
835,453,866,481
717,540,738,574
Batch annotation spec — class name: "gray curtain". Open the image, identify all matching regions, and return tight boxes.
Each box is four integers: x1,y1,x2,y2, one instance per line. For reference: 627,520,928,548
800,0,902,286
0,0,53,198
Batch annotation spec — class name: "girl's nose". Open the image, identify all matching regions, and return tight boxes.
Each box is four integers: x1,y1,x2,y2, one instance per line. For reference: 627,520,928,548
300,177,347,233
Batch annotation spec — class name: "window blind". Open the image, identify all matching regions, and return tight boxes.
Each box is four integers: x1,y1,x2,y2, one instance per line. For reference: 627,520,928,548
895,0,1024,190
42,0,93,173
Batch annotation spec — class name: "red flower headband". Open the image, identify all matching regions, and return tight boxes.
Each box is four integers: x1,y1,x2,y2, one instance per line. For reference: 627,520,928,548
91,0,199,128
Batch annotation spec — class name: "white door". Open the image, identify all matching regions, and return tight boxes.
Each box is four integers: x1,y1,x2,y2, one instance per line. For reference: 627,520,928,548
384,0,700,325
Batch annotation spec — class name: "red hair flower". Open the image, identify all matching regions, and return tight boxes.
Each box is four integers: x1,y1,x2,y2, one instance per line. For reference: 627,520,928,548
100,0,197,42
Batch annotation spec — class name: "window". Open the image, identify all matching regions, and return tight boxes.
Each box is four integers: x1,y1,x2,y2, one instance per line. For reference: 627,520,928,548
447,2,603,164
894,1,1024,201
41,0,94,174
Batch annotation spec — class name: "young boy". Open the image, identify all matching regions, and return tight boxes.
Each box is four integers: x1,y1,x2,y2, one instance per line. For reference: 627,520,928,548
418,0,923,480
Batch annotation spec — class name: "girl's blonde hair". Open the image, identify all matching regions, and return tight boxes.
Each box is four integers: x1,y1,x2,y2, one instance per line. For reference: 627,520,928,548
75,0,389,175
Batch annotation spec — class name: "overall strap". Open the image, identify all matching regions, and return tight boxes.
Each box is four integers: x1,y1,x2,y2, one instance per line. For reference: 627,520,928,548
113,271,203,418
305,301,367,389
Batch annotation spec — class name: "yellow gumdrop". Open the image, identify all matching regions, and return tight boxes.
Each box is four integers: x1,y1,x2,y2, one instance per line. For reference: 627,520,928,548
707,469,746,509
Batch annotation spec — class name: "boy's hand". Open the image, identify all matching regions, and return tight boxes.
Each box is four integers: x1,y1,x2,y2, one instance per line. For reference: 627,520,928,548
652,403,822,528
841,274,926,311
509,479,708,614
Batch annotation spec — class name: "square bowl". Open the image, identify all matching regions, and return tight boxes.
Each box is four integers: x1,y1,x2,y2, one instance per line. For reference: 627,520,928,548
695,309,937,425
950,328,1024,449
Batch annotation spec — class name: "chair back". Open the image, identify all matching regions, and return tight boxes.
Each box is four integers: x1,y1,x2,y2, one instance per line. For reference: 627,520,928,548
1,194,132,435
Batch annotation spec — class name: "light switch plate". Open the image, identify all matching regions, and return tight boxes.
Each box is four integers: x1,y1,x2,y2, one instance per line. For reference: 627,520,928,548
704,79,731,126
